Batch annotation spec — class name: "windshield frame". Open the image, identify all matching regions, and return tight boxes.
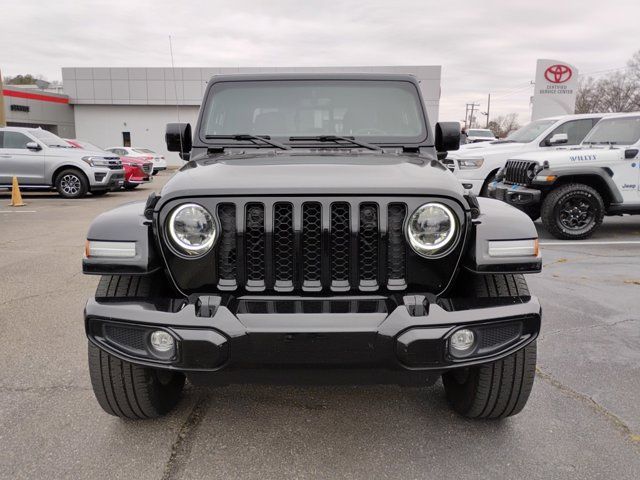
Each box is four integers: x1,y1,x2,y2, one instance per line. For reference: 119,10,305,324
195,75,431,149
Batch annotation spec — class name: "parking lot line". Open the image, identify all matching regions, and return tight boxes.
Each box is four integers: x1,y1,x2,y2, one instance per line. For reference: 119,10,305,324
0,210,37,213
540,241,640,246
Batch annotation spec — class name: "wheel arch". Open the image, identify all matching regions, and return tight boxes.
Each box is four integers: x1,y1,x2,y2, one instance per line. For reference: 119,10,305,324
540,168,622,206
52,164,89,186
83,201,162,276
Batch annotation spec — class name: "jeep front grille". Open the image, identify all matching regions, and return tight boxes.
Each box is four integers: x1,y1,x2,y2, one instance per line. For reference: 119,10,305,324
504,160,538,186
214,199,408,293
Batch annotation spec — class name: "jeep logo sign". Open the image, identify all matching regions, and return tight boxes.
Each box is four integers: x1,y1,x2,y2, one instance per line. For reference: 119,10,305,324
532,59,579,121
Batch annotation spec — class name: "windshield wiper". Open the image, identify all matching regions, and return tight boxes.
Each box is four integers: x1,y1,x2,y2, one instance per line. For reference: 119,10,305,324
205,134,291,150
289,135,382,151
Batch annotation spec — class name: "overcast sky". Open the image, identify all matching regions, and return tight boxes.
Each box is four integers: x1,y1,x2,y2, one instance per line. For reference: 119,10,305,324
2,0,638,124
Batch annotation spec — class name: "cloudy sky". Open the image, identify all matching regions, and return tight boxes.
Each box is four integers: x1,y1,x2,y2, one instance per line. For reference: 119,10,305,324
2,0,638,123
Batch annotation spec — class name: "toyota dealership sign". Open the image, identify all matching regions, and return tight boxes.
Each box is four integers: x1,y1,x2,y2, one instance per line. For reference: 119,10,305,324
531,59,578,120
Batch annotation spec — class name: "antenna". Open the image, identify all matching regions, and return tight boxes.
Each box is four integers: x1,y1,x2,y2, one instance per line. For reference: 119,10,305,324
169,35,184,156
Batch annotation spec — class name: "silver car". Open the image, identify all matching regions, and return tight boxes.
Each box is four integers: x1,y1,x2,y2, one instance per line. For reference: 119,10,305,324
0,127,125,198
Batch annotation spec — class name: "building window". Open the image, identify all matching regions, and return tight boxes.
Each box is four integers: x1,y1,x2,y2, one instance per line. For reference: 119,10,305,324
122,131,131,147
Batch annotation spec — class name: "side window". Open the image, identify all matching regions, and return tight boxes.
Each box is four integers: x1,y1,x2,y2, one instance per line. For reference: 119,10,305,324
2,132,32,149
543,119,597,146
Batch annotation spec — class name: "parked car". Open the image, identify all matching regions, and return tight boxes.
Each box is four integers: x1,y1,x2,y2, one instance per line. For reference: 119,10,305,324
104,147,167,174
0,127,124,198
83,73,542,421
444,113,604,195
66,140,153,190
466,128,496,143
488,112,640,239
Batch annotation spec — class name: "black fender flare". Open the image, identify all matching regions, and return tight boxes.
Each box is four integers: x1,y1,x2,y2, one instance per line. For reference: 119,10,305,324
82,201,162,275
464,198,541,274
534,167,623,204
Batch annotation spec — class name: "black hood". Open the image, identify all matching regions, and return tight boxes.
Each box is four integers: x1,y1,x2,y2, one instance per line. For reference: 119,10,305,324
159,151,466,203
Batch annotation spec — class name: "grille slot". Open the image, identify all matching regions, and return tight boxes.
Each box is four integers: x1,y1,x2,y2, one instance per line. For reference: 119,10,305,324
217,204,237,288
330,203,351,289
358,203,379,286
210,199,411,292
273,203,294,291
387,203,407,288
245,203,265,290
302,202,322,288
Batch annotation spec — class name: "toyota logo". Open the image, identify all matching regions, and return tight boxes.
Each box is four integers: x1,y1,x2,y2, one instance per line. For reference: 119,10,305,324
544,64,572,83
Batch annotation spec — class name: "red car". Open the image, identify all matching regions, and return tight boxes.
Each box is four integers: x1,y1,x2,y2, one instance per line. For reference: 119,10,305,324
65,139,153,190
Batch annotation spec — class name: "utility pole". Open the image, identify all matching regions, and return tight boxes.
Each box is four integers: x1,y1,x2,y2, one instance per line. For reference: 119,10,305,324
0,69,6,127
486,93,491,128
465,102,480,129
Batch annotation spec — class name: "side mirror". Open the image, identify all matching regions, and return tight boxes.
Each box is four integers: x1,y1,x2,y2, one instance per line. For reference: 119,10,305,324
26,142,42,151
625,149,639,159
547,133,568,146
435,122,461,152
165,123,192,158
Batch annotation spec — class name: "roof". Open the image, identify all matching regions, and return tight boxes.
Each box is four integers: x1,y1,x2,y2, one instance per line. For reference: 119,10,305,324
0,126,47,133
539,112,610,121
205,72,420,83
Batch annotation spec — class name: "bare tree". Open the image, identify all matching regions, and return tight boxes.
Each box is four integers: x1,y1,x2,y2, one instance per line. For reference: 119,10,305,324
488,113,520,138
575,77,600,113
575,49,640,113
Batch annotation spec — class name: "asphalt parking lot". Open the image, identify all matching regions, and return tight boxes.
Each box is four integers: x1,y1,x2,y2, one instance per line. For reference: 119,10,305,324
0,173,638,480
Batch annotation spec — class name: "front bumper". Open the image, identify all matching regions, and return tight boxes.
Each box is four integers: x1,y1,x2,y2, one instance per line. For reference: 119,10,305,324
487,181,541,209
90,168,125,190
124,165,152,184
85,294,541,385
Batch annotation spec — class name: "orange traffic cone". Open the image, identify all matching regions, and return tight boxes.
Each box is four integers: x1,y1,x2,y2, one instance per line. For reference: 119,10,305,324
9,176,26,207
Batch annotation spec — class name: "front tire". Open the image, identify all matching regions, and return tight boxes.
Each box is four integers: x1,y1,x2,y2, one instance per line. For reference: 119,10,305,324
123,182,139,190
88,343,185,419
89,274,185,419
55,169,88,198
541,183,604,240
442,274,537,419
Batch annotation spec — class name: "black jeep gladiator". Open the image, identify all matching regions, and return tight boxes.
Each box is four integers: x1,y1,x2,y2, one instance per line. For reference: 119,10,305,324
82,74,542,420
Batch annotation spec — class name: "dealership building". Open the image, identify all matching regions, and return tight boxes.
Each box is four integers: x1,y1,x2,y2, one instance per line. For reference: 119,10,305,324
4,66,441,165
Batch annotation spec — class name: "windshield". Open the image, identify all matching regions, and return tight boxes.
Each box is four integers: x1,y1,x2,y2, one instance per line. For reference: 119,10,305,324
133,148,155,154
506,119,556,143
582,117,640,145
200,80,427,144
74,140,105,151
468,129,494,137
30,129,72,148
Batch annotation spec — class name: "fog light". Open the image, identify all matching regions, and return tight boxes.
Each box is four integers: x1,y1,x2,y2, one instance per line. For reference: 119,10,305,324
450,329,475,352
150,330,175,353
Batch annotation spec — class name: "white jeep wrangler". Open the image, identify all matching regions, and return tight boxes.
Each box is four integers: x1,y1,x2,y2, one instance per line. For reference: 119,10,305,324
445,113,604,195
487,113,640,240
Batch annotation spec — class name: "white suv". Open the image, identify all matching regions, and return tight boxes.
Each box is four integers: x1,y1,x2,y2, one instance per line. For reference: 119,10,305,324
0,127,124,198
445,113,604,195
488,112,640,239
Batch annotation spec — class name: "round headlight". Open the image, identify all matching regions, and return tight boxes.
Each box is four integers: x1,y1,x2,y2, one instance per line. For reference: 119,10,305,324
167,203,216,256
407,202,457,257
